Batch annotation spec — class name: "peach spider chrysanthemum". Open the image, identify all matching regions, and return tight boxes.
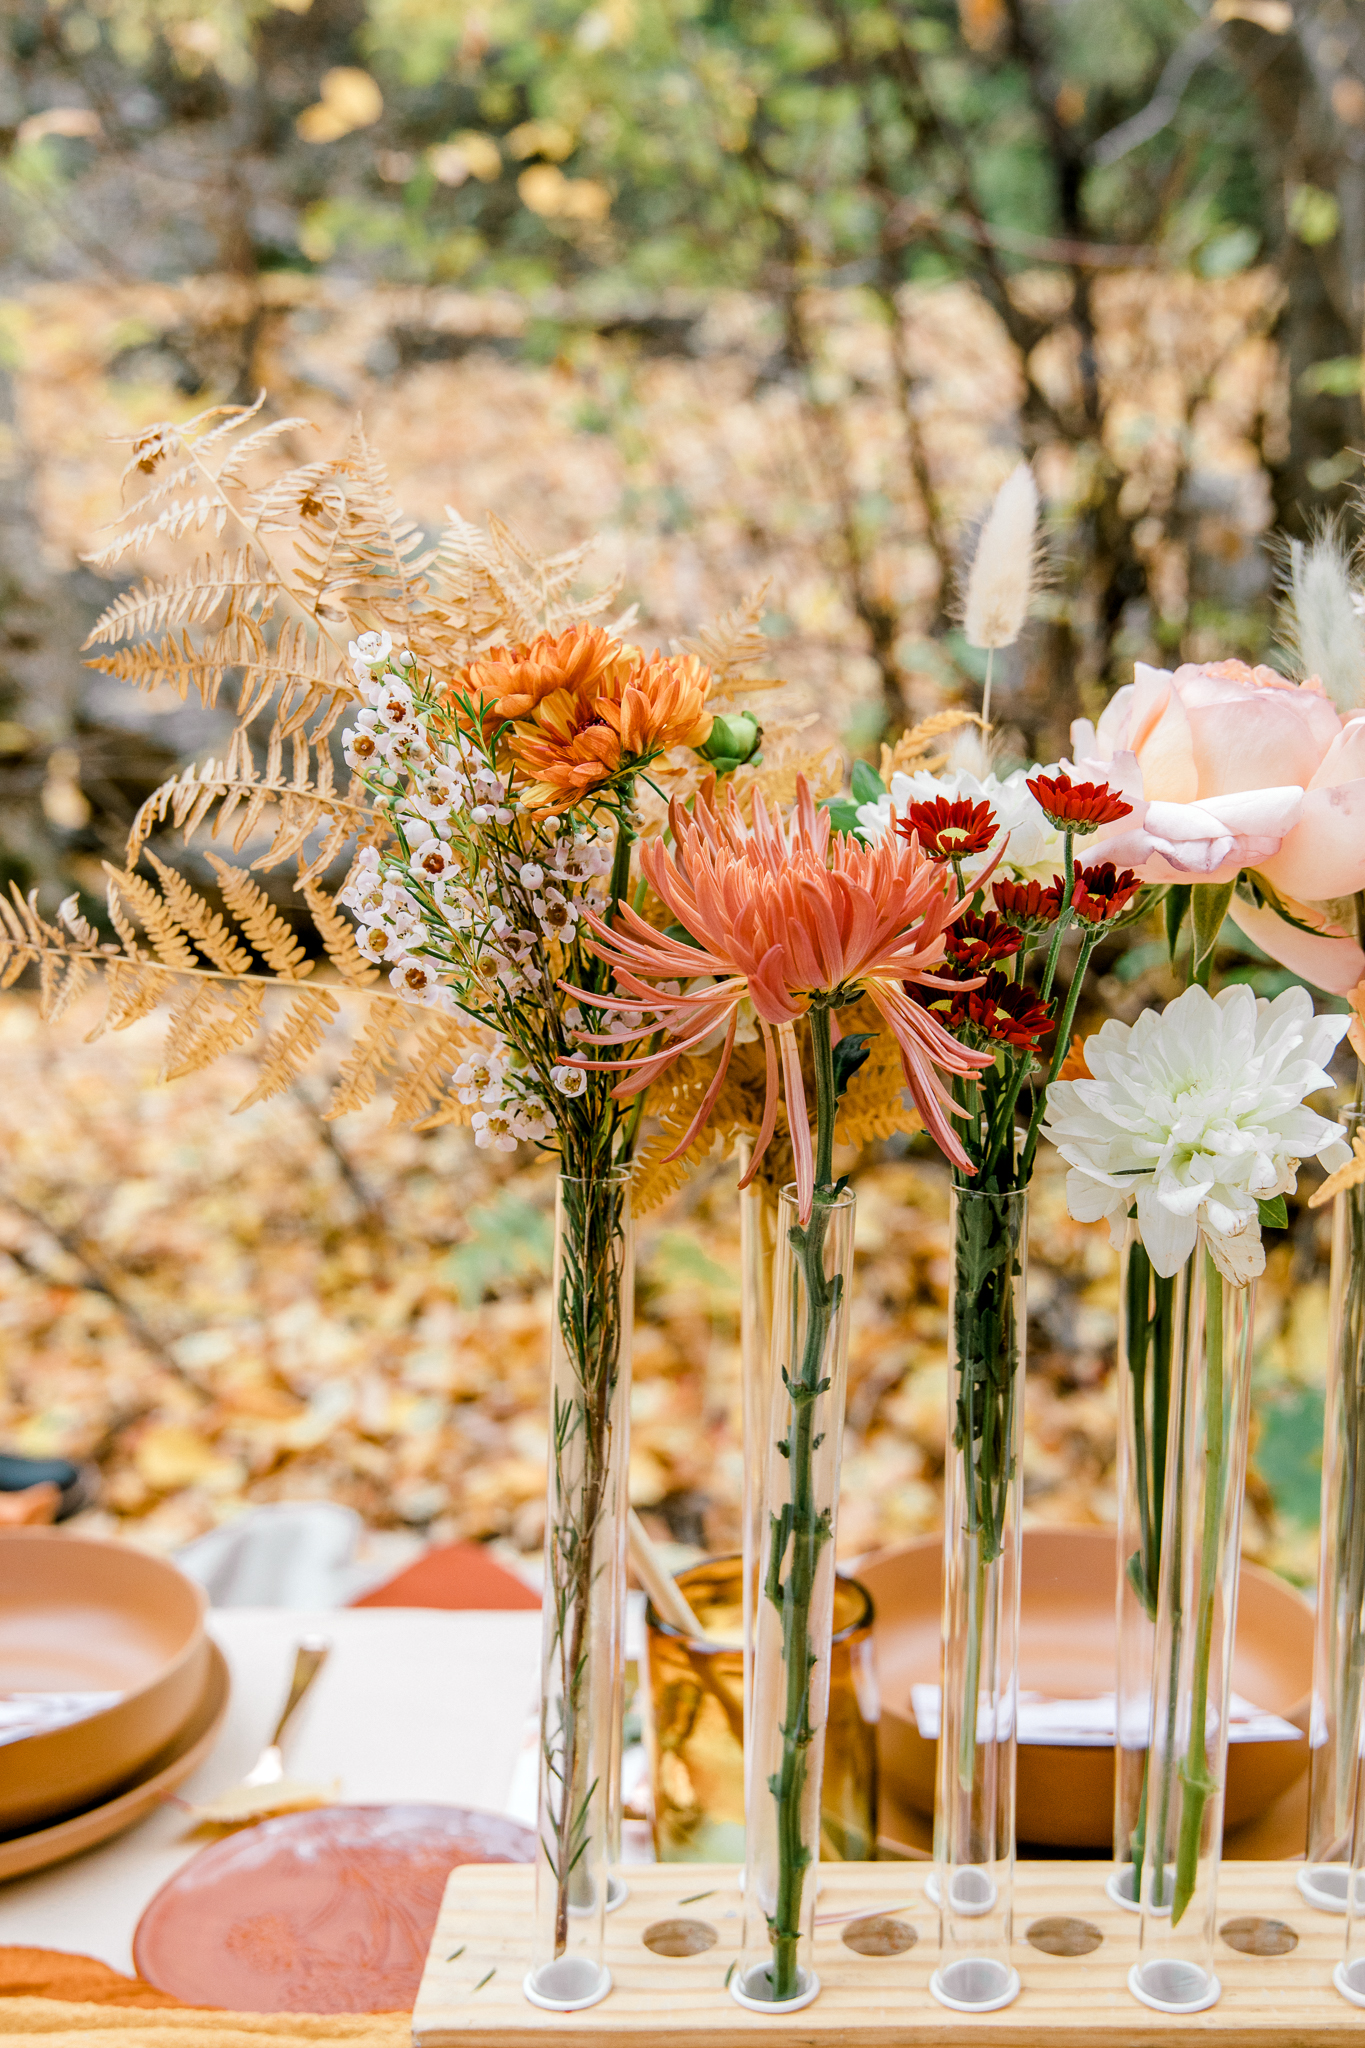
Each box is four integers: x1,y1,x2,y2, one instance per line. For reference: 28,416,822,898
568,777,991,1221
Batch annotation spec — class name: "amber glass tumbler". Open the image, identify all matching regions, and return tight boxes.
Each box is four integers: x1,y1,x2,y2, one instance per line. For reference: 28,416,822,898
645,1553,878,1863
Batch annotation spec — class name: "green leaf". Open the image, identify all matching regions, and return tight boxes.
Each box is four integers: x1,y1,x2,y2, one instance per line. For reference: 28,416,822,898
831,1031,873,1100
1189,879,1235,988
1288,184,1340,247
822,796,865,838
1164,883,1191,965
849,759,885,805
1256,1195,1288,1231
1300,356,1364,398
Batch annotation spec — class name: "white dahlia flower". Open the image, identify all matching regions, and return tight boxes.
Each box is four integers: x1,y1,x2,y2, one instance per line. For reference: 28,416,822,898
857,765,1065,883
1042,983,1349,1285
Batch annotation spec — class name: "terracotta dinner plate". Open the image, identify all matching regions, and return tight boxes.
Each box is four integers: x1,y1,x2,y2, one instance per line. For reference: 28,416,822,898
860,1526,1314,1851
134,1804,536,2013
0,1637,230,1883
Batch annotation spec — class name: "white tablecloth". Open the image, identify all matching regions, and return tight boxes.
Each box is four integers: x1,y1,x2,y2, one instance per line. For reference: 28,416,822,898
0,1607,543,1975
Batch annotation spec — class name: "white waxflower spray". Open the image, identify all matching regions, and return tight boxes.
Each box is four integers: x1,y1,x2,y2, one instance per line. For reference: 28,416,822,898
961,460,1040,728
1282,529,1365,713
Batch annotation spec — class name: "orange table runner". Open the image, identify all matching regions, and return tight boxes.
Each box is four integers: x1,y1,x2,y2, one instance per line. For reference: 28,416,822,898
0,1949,408,2047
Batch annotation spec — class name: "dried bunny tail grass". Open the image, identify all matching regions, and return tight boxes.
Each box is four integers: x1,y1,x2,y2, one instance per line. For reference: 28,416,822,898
961,461,1039,652
1278,522,1365,714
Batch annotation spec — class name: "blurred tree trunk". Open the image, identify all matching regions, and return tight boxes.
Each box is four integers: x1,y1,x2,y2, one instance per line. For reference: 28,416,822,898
1222,4,1365,531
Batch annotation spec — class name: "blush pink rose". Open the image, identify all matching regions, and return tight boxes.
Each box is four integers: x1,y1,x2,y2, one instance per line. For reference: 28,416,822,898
1073,656,1365,990
1070,671,1303,885
1258,714,1365,900
1225,892,1364,996
1166,658,1341,797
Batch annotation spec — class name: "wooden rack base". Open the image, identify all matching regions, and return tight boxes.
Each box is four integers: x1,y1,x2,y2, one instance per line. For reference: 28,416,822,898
412,1859,1357,2046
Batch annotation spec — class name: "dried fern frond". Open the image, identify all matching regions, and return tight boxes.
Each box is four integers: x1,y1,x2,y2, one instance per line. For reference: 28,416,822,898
731,716,843,817
630,1056,723,1214
126,750,365,876
288,423,434,644
103,865,201,972
90,961,175,1037
834,1001,923,1148
235,988,340,1112
144,852,254,974
161,978,264,1081
38,950,95,1023
300,878,380,988
84,552,279,644
879,709,979,784
206,856,313,979
325,998,411,1119
392,1015,482,1128
674,582,782,694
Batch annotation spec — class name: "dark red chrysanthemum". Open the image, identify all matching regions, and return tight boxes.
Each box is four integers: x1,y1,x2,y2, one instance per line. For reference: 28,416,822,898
945,971,1055,1055
1071,863,1142,925
993,874,1064,934
898,796,998,862
1025,772,1132,834
943,909,1022,974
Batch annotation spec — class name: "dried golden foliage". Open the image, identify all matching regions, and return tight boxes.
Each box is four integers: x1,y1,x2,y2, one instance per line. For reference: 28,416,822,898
631,1055,723,1213
1309,1131,1365,1209
395,1016,483,1129
144,852,253,975
0,397,662,1121
300,879,381,988
879,709,980,783
1056,1034,1092,1083
630,999,923,1215
324,998,411,1120
161,979,264,1082
834,999,927,1149
728,714,843,817
674,583,781,696
204,856,314,979
235,989,341,1113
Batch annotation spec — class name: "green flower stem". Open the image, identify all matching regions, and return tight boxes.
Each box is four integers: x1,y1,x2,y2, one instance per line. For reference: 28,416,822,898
1335,1172,1365,1824
949,1183,1023,1800
1124,1239,1175,1623
543,1173,628,1954
1035,826,1076,1008
1171,1249,1225,1925
1019,928,1101,1179
957,1541,988,1794
607,788,636,921
764,1006,840,2001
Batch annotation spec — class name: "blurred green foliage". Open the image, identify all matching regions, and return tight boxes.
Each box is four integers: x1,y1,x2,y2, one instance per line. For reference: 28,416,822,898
7,0,1269,298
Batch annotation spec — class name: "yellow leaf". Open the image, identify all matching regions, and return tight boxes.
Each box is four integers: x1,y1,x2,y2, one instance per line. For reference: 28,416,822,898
134,1424,243,1494
296,67,382,143
1210,0,1292,29
1309,1133,1365,1210
507,119,575,162
518,165,568,217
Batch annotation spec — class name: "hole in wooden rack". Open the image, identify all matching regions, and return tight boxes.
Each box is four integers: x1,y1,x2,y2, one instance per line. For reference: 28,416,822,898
842,1914,918,1957
1026,1915,1104,1957
1220,1916,1298,1957
643,1918,718,1957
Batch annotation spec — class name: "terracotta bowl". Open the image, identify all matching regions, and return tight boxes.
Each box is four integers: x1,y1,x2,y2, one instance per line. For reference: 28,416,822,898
0,1528,208,1834
859,1525,1314,1851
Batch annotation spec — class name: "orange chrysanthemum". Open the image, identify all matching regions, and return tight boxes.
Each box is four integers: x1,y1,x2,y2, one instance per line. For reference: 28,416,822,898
455,625,714,810
567,778,990,1220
